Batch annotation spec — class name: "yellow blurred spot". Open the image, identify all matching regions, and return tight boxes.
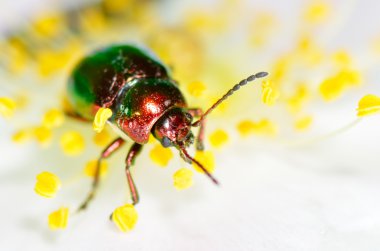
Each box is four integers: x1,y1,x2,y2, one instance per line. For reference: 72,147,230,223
262,80,280,106
304,1,330,23
42,109,64,128
356,94,380,117
147,28,204,82
270,54,294,82
209,129,229,148
237,119,277,137
60,131,85,156
84,160,108,178
34,126,53,146
319,69,362,101
295,116,313,131
80,7,107,33
187,81,206,97
36,46,77,77
33,13,65,38
93,107,113,133
192,151,215,174
287,84,311,114
6,38,28,73
332,50,352,68
173,168,193,190
112,204,138,232
149,144,173,167
14,92,29,109
249,12,277,48
35,171,61,198
185,11,227,34
12,129,33,143
93,128,112,147
48,207,69,230
372,35,380,56
0,97,16,118
103,0,132,14
295,35,324,66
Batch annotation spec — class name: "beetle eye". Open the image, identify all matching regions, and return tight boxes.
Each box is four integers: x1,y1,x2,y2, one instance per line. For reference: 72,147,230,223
184,112,193,122
161,136,173,148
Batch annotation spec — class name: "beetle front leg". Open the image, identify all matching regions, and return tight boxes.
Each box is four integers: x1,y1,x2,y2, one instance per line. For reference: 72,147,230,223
78,137,125,212
125,143,143,205
187,108,205,151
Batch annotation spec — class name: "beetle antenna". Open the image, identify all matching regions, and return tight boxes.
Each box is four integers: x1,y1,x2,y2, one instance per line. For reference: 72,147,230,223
180,146,219,185
192,71,269,127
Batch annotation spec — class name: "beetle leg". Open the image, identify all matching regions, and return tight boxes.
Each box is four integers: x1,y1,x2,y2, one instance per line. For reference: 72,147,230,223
77,137,125,212
187,108,205,151
125,143,143,205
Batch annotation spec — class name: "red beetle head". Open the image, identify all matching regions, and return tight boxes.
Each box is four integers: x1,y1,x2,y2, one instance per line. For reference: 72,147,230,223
152,107,194,148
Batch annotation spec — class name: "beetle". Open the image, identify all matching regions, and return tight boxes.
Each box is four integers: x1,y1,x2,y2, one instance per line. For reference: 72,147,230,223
65,44,268,211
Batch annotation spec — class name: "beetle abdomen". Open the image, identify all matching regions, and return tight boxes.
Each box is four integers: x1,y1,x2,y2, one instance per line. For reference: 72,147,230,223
67,45,170,120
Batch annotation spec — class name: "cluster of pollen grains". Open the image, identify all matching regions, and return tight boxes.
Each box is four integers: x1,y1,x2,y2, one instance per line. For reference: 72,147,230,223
1,0,380,234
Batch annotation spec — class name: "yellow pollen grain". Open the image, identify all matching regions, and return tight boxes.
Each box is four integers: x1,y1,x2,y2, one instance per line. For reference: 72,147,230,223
192,151,215,174
84,159,108,178
148,134,156,144
149,144,173,167
356,94,380,117
112,204,138,232
237,120,256,137
237,119,277,137
0,97,16,118
262,80,280,106
173,168,193,190
319,69,362,101
93,107,113,133
304,1,330,23
93,128,112,147
42,109,65,128
60,131,85,156
12,129,33,143
34,171,61,198
295,116,313,131
33,126,53,146
332,50,352,68
209,129,229,148
187,81,206,97
48,207,69,230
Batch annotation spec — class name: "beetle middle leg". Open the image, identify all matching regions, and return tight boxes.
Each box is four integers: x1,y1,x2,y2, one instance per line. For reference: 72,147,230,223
78,137,125,212
124,143,143,205
187,108,205,151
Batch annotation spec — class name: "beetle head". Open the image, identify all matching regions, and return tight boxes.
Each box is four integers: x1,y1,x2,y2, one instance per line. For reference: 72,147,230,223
152,107,194,148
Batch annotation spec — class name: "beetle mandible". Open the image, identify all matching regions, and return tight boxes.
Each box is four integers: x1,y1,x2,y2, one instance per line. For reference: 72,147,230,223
65,44,268,211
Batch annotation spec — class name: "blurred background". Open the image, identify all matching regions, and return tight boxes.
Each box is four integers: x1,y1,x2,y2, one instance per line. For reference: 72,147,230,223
1,0,380,250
